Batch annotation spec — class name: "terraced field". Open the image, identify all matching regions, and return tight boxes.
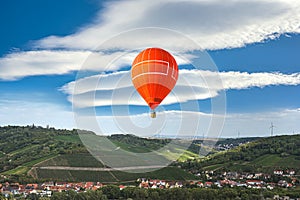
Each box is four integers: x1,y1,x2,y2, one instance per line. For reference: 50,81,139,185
33,166,197,183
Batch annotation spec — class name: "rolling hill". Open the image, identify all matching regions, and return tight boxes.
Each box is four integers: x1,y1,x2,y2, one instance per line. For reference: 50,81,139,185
183,134,300,174
0,126,197,183
1,125,298,183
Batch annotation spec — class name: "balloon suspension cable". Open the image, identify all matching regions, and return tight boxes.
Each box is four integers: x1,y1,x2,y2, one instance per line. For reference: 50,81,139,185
150,109,156,118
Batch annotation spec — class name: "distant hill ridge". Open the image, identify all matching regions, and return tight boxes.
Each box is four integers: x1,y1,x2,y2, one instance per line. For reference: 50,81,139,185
182,134,300,174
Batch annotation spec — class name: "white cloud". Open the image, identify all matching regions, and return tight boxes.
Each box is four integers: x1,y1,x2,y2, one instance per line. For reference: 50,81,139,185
221,71,300,89
62,69,300,108
36,0,300,51
0,49,192,80
0,50,136,80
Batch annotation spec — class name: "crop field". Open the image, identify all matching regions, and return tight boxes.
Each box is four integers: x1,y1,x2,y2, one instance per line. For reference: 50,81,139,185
36,154,104,168
33,166,197,183
113,167,197,181
35,168,117,182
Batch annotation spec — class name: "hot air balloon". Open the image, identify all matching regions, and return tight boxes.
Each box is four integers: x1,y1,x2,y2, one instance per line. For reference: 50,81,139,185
131,47,179,118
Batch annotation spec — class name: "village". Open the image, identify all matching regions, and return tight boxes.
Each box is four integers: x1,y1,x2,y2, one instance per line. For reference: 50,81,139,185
139,169,298,190
0,169,298,199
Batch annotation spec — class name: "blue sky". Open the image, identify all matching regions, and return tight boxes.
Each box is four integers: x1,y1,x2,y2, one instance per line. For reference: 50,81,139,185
0,0,300,138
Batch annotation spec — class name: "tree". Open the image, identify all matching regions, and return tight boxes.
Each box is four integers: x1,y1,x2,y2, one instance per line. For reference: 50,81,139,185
26,193,39,200
50,192,70,200
100,185,120,199
132,188,148,200
121,187,136,199
148,189,160,200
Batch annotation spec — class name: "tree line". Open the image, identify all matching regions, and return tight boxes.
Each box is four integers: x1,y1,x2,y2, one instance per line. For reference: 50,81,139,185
3,186,300,200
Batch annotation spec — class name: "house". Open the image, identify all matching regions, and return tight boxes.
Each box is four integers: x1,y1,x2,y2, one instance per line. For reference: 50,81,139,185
274,170,284,175
196,182,204,187
246,180,264,186
204,182,213,187
278,180,288,187
55,182,67,187
175,182,183,188
286,170,295,176
40,190,52,197
119,185,126,190
42,182,54,187
236,183,247,187
25,183,39,190
139,182,149,188
85,182,94,189
254,173,263,178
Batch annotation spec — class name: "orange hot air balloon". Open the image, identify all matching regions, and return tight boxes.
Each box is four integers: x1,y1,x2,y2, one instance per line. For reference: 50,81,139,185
131,47,179,118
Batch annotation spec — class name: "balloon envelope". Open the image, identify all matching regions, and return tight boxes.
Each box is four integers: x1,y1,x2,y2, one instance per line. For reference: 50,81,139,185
131,47,178,110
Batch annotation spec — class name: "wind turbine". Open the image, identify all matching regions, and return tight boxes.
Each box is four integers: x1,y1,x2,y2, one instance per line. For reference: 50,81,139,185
270,122,275,137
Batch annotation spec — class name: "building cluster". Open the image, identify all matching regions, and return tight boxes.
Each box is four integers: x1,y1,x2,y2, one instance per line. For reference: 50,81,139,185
138,178,183,189
187,179,294,190
193,169,298,189
274,169,296,176
0,169,298,198
214,143,237,151
214,141,248,151
0,181,103,198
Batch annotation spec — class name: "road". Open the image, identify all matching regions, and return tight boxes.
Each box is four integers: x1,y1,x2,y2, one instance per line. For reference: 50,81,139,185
37,165,166,171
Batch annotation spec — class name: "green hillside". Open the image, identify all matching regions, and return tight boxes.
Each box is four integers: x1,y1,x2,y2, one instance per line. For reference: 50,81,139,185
183,134,300,173
0,126,197,183
0,126,86,176
1,125,298,183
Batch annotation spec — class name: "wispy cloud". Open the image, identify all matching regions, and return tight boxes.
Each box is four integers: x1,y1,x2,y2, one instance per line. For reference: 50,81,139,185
62,69,300,108
0,50,135,80
0,51,86,80
37,0,300,50
0,49,191,80
1,0,300,80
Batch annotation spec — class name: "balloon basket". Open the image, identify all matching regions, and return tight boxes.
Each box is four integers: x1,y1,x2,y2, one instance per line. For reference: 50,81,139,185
150,110,156,118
